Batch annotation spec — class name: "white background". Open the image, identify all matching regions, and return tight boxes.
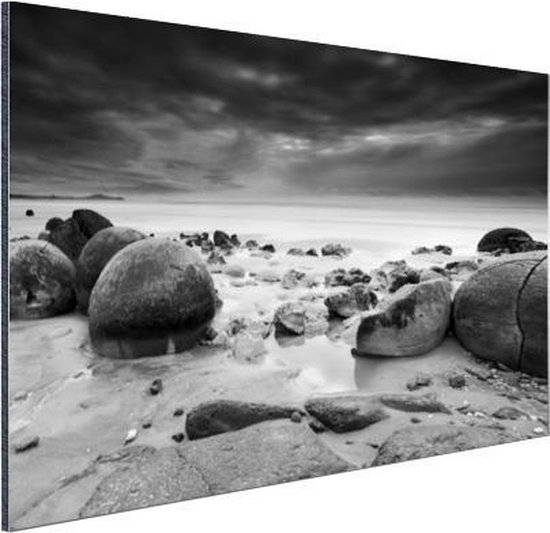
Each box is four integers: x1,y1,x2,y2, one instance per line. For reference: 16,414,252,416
2,1,549,532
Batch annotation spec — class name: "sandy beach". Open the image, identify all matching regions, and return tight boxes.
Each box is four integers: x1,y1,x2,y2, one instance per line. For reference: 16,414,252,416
7,196,548,529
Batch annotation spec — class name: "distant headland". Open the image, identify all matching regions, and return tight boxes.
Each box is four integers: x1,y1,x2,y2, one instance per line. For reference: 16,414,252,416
10,193,125,201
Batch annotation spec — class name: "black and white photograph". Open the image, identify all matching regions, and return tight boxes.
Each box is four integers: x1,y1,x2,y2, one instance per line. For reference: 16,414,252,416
2,1,549,530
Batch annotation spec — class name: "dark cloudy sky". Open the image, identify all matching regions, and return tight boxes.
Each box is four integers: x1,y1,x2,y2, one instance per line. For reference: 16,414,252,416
10,3,548,199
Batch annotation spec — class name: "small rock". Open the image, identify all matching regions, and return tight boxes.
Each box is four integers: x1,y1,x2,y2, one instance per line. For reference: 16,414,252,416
148,379,163,396
290,411,303,423
141,419,152,429
306,248,318,257
406,374,433,392
172,433,185,443
225,264,246,278
245,239,258,250
123,429,138,445
256,269,281,283
173,408,184,417
287,247,305,256
448,373,466,389
321,243,351,257
25,209,35,217
274,301,328,336
533,426,545,435
492,406,529,420
260,244,276,253
309,419,326,434
12,434,40,453
410,417,422,424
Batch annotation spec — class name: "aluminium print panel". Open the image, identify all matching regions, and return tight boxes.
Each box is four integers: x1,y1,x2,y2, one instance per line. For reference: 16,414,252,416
1,2,548,530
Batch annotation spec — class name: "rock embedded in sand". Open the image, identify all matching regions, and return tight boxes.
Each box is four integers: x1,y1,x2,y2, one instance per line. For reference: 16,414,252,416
281,269,316,289
406,373,432,391
88,239,217,358
287,247,305,256
47,218,88,260
305,396,389,433
369,260,420,292
10,240,76,319
229,331,267,364
453,251,547,377
477,227,546,254
259,243,276,253
356,278,452,357
75,226,146,312
325,283,378,318
25,208,34,217
245,239,258,249
274,301,329,336
325,267,371,287
213,230,232,248
492,406,528,420
412,244,452,255
444,260,479,281
321,243,351,257
12,434,40,453
372,425,517,466
256,269,281,282
45,217,64,231
306,248,319,256
185,400,299,440
224,263,246,278
72,209,113,239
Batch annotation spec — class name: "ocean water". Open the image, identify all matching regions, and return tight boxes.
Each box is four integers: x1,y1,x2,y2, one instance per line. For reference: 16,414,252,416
10,195,547,257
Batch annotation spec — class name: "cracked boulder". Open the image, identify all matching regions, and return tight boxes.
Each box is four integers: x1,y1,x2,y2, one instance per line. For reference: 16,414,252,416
76,226,146,313
355,279,452,357
373,425,517,466
453,251,547,377
477,227,546,254
10,240,76,319
88,239,217,358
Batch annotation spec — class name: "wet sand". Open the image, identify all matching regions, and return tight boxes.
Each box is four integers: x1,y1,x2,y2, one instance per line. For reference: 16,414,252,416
8,197,548,528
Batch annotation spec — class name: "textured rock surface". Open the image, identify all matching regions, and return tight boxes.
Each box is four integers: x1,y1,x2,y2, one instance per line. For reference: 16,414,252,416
453,252,547,376
80,421,353,519
47,218,88,260
274,301,329,335
10,240,76,319
80,448,209,518
325,283,377,318
88,239,217,358
305,395,389,433
369,260,420,292
356,279,452,357
76,227,146,312
373,425,517,466
185,400,298,439
72,209,113,239
476,227,546,254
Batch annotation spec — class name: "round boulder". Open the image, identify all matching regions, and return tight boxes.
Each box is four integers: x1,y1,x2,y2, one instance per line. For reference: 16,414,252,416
76,226,146,313
453,251,547,377
477,227,532,252
356,279,452,357
88,239,218,358
72,209,112,239
10,240,76,319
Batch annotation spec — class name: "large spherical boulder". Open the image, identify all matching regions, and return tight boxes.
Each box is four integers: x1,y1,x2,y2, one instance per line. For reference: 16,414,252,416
355,279,452,357
453,251,547,377
76,227,146,313
88,239,218,358
477,227,532,253
72,209,112,238
10,240,76,319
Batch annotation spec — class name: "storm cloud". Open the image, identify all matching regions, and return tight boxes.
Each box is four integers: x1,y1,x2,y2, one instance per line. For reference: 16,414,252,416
9,3,548,198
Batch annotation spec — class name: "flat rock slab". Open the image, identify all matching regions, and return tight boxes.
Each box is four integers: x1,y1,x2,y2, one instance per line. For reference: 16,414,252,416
373,424,518,466
185,400,299,440
80,448,210,519
305,392,451,433
181,420,354,494
80,421,353,518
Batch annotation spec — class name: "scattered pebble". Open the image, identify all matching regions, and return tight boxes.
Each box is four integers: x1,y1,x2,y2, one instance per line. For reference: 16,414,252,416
309,419,326,434
410,417,422,424
290,411,302,424
173,408,184,417
406,374,432,391
141,419,152,429
172,433,185,443
148,379,163,396
12,435,40,453
123,429,138,445
448,373,466,389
